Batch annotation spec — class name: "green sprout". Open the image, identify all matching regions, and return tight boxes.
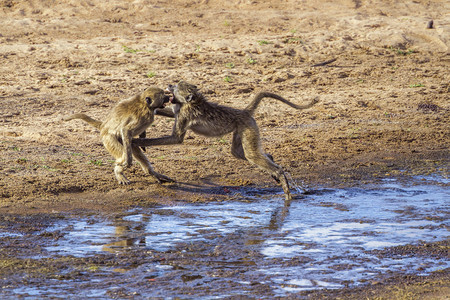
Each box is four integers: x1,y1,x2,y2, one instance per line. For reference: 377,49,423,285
410,83,424,88
225,62,235,69
122,45,140,53
258,40,272,45
89,160,103,166
389,47,414,56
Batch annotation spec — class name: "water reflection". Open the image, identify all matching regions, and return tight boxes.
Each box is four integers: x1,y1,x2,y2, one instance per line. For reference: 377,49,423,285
44,177,449,294
102,215,150,253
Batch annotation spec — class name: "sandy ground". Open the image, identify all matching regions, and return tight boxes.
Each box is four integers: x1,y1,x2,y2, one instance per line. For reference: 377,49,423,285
0,0,449,298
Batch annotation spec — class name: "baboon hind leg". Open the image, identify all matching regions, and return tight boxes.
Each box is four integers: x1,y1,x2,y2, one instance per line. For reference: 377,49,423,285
240,127,292,200
131,145,174,183
233,131,276,165
102,134,130,185
231,132,246,160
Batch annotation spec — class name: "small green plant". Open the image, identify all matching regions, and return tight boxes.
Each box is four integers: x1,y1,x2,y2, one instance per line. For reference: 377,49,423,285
225,62,235,69
42,165,57,171
89,160,103,166
247,58,257,64
389,46,414,56
410,83,424,88
217,138,228,144
146,71,156,78
258,40,272,45
61,159,72,163
195,44,201,52
70,152,83,156
17,158,28,163
224,20,230,26
224,76,233,83
11,146,21,151
122,45,140,53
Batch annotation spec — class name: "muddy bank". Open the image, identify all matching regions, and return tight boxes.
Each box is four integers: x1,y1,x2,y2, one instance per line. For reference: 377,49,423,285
1,178,449,298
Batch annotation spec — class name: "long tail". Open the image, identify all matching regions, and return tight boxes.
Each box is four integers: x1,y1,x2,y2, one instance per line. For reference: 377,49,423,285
245,92,319,115
64,113,102,129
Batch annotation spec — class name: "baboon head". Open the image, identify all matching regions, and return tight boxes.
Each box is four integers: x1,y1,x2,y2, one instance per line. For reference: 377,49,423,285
142,87,170,109
168,81,199,104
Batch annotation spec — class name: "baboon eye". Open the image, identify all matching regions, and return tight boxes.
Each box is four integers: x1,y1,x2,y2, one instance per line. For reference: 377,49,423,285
145,97,152,104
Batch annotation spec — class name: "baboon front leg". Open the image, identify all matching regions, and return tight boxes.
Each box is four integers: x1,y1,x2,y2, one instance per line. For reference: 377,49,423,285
241,128,292,200
131,145,174,183
133,116,187,147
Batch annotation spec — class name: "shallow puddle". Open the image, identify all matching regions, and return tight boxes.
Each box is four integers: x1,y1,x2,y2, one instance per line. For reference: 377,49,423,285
5,176,449,298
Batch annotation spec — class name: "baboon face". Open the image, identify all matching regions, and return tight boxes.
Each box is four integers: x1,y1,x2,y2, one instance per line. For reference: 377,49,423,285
142,87,170,109
168,81,198,104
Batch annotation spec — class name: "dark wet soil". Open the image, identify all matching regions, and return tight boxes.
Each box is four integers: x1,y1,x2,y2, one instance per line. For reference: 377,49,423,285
1,179,449,299
0,213,448,299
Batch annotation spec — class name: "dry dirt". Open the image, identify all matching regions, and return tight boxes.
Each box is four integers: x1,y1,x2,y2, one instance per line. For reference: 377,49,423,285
0,0,449,298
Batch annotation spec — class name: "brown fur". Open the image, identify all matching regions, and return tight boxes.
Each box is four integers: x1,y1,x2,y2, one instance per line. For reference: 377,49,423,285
65,87,173,185
133,81,318,200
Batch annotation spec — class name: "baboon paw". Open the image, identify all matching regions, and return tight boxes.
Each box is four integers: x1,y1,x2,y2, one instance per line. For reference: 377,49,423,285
117,176,131,185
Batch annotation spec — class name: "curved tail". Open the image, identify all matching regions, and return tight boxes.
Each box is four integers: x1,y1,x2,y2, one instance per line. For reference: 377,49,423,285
64,113,102,129
245,92,318,114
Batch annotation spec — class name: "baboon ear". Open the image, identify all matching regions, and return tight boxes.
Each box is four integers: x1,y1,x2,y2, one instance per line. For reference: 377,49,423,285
186,94,194,102
145,96,152,105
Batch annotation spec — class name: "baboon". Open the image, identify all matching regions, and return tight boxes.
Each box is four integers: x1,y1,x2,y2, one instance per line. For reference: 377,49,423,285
65,87,174,185
133,81,318,200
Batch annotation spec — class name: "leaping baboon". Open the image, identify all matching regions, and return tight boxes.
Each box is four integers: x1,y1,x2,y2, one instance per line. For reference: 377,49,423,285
65,87,174,185
133,81,318,200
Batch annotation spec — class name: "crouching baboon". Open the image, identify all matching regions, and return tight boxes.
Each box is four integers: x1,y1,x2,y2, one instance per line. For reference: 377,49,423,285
133,81,318,200
65,87,174,185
